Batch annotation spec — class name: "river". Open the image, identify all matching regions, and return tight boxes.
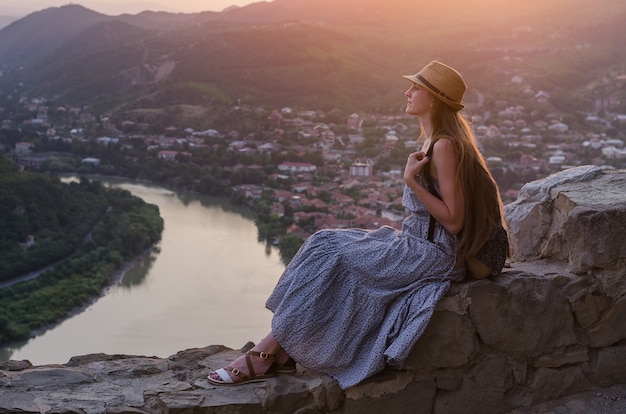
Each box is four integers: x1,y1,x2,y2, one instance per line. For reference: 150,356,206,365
0,176,286,365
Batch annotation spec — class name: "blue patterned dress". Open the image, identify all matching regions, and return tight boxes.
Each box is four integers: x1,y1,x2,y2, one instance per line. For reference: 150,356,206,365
265,182,464,389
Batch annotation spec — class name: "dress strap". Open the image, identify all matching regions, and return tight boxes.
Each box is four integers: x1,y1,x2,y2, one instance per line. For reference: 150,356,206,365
423,144,439,242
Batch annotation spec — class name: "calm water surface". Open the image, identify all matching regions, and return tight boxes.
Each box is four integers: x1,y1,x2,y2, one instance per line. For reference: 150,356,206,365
0,176,286,364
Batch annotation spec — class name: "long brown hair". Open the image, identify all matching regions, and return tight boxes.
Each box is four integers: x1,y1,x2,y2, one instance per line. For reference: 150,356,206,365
425,99,506,260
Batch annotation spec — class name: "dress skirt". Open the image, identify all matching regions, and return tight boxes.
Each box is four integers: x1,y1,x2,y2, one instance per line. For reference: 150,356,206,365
265,184,463,389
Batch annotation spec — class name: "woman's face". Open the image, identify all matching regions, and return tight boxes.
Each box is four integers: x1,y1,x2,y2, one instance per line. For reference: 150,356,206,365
405,83,433,116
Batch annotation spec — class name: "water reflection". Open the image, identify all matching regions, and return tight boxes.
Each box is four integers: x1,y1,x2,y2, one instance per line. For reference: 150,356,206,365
0,176,286,365
119,250,158,288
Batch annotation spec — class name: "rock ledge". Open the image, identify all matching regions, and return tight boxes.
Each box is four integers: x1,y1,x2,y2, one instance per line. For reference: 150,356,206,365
2,166,625,414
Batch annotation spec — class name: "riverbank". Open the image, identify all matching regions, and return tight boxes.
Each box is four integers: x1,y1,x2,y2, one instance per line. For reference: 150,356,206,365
0,176,165,355
0,247,154,359
31,248,154,339
1,177,284,365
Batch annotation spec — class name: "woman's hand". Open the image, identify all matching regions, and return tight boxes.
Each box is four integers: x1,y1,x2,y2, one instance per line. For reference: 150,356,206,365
403,151,429,185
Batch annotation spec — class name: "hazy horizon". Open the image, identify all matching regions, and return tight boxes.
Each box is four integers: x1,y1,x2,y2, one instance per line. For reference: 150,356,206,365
1,0,260,18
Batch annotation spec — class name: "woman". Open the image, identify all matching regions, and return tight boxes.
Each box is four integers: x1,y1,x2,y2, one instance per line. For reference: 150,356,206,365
208,60,505,389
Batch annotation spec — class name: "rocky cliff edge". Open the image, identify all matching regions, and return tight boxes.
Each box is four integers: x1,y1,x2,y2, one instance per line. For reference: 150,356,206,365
1,166,625,414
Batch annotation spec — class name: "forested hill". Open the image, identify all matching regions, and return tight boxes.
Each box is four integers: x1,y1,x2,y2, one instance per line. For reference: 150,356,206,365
0,155,164,345
0,155,163,281
0,157,104,279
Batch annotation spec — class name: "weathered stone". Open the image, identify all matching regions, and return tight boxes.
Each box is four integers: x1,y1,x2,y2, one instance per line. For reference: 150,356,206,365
305,376,344,412
508,356,528,385
5,367,94,388
434,369,462,391
589,296,626,347
66,352,149,367
345,369,414,399
504,165,606,261
468,275,577,353
344,374,435,414
528,366,588,405
561,274,599,301
435,292,471,315
563,206,626,274
433,355,512,414
168,345,228,367
505,167,626,266
265,376,342,413
594,268,626,301
571,291,610,328
405,309,478,370
106,407,152,414
0,391,39,414
591,345,626,386
0,359,32,371
505,167,626,303
533,348,589,368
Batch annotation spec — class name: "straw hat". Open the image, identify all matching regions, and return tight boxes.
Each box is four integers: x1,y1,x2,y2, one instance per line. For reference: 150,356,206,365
403,61,466,111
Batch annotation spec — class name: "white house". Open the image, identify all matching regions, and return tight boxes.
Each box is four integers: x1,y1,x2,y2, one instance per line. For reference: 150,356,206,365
548,122,569,133
278,162,317,174
15,142,33,154
349,159,374,177
81,157,101,166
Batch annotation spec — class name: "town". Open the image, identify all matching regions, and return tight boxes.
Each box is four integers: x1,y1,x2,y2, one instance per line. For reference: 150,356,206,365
3,71,626,258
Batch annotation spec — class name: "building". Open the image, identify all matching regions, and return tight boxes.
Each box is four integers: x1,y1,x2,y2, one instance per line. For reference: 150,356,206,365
278,162,317,174
81,157,101,166
15,142,34,154
349,159,374,177
158,150,192,161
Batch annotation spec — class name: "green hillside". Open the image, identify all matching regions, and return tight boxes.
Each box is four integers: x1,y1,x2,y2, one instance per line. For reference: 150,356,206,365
0,158,109,279
0,155,165,344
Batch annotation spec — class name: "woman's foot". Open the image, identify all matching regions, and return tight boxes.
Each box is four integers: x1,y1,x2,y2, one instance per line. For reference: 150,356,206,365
208,351,277,385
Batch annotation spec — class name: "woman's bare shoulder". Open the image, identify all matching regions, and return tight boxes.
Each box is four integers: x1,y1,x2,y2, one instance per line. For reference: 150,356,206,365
431,137,456,157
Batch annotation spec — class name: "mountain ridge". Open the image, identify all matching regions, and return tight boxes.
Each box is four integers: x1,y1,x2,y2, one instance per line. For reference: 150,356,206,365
0,0,624,114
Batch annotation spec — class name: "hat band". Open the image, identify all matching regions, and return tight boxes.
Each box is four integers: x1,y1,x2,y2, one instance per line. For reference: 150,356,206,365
416,74,457,104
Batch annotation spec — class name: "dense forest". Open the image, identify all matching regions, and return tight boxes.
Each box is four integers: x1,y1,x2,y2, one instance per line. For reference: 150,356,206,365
0,157,106,279
0,155,164,345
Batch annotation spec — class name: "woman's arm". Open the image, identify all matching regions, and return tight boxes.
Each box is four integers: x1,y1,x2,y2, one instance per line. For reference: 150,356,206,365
403,138,465,234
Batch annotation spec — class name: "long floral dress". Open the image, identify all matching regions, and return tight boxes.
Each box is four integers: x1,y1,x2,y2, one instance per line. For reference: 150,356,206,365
266,182,464,389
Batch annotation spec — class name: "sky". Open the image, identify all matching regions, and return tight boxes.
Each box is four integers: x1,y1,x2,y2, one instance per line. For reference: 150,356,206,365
1,0,261,17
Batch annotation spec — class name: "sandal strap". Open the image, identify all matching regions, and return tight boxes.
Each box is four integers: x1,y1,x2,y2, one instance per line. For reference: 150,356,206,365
217,367,236,382
224,365,248,380
245,351,276,378
246,351,276,362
